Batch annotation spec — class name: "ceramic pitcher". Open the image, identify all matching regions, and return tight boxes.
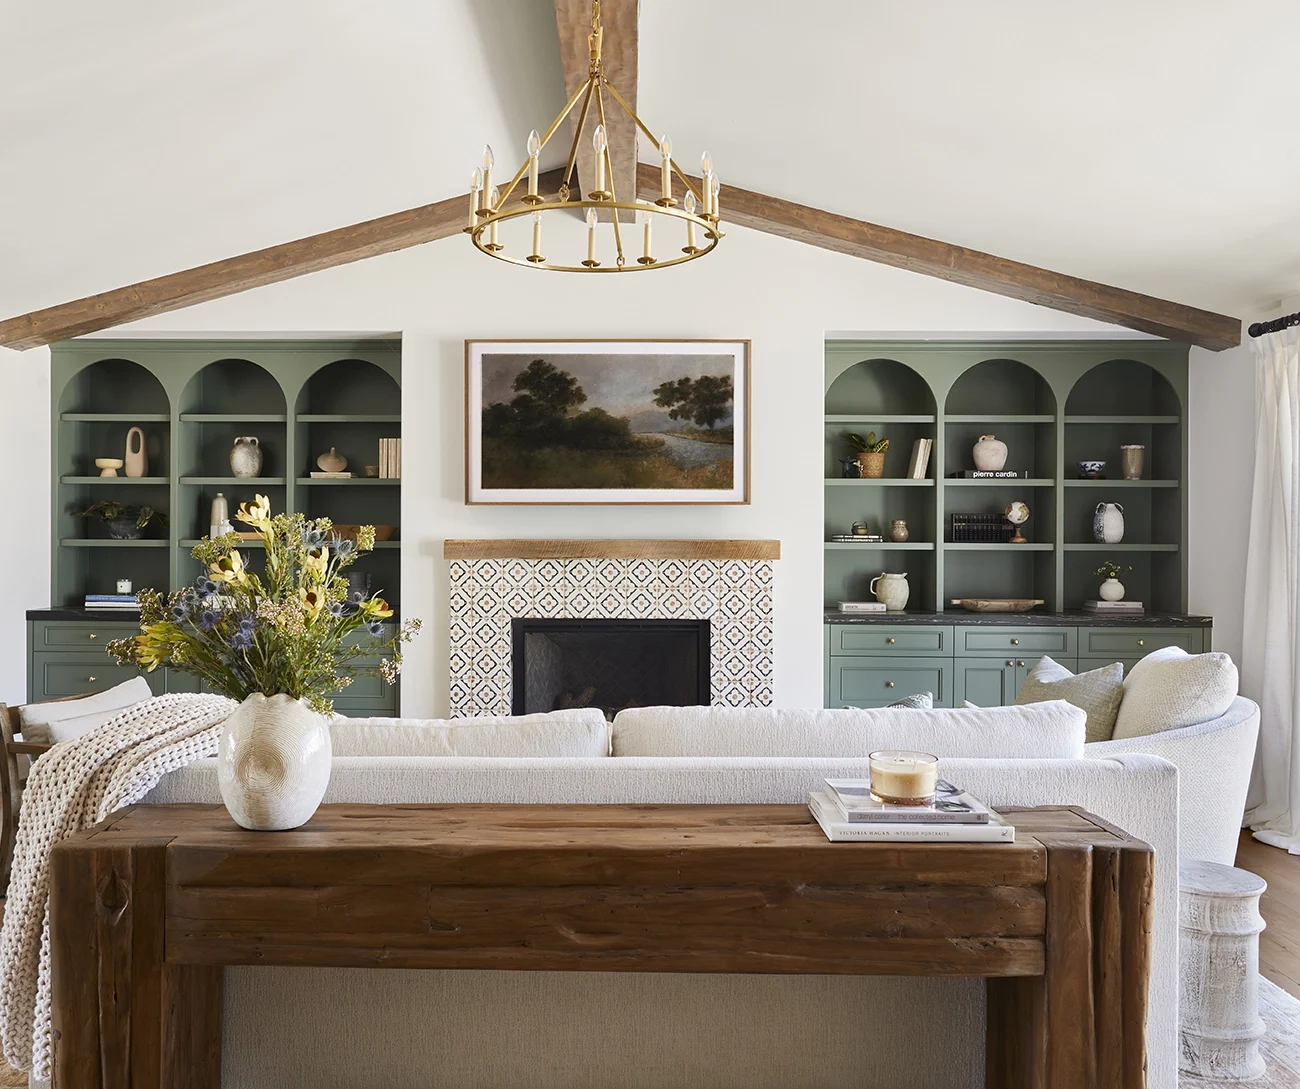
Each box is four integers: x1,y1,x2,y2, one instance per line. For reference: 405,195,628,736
870,572,910,612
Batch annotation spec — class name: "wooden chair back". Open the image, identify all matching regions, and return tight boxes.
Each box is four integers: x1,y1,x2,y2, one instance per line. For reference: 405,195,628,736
0,695,83,891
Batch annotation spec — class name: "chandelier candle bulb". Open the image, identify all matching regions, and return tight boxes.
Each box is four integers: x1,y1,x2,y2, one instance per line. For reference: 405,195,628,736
592,124,608,196
683,190,698,252
869,750,940,806
659,134,673,203
710,173,721,219
640,208,653,264
526,129,541,199
468,169,482,230
486,187,502,250
480,145,493,209
584,207,598,266
528,210,543,263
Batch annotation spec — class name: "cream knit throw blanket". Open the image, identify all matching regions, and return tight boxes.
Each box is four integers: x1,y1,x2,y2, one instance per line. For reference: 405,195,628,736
0,692,234,1078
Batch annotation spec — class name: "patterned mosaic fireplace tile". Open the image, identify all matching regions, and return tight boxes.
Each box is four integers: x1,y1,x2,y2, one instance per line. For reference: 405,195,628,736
448,557,774,716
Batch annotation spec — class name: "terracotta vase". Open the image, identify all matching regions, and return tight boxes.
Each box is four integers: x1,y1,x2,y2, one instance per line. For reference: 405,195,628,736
217,693,332,831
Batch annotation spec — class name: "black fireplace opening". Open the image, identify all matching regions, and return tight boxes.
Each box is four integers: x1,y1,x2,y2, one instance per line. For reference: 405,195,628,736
511,618,710,718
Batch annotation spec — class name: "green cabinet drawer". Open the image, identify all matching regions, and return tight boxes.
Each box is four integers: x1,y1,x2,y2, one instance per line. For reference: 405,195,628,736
830,625,953,656
1077,656,1146,676
956,626,1077,658
1077,628,1201,659
830,657,953,708
29,656,163,701
33,620,140,650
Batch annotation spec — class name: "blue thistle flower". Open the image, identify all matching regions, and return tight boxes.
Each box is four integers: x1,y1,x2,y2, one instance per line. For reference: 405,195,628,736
197,609,221,632
329,536,357,560
366,620,384,637
230,628,254,651
237,613,256,632
194,576,218,595
170,604,188,622
328,600,347,618
302,526,326,548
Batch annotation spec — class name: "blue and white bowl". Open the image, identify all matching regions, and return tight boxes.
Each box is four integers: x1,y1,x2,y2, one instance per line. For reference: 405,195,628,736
1078,460,1106,479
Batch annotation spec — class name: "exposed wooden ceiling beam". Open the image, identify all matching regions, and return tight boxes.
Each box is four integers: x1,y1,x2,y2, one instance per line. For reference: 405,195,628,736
636,164,1241,351
553,0,637,220
0,171,564,351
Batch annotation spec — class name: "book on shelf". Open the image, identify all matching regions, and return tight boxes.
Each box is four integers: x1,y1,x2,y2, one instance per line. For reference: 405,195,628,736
1083,600,1144,611
837,601,886,613
808,792,1015,842
906,437,932,479
823,779,992,824
310,471,353,479
829,534,885,543
380,437,402,479
948,469,1030,479
84,594,137,603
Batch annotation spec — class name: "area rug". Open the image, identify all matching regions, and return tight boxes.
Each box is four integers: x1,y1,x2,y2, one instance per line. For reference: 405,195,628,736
1181,977,1300,1088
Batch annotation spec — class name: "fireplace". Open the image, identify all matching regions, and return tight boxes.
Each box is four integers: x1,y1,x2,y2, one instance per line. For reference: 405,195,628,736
511,618,711,718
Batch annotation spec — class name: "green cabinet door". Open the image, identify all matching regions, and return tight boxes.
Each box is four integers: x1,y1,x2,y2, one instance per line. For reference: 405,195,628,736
830,656,954,708
954,659,1018,707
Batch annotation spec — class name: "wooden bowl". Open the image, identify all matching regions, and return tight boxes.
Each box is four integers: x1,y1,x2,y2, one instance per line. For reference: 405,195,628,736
949,598,1045,613
330,524,395,543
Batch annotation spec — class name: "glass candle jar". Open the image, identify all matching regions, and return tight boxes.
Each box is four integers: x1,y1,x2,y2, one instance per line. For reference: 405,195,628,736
868,749,939,806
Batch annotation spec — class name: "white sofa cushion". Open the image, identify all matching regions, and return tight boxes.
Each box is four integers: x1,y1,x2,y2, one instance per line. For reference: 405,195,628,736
610,702,1086,759
1112,647,1239,740
18,676,153,744
330,709,611,758
1015,656,1125,743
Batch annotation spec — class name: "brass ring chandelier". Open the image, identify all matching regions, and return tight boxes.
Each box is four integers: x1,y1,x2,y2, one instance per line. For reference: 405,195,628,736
465,0,722,272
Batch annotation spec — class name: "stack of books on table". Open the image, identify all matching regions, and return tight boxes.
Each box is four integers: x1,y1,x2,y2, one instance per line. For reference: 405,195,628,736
808,779,1015,842
836,600,886,614
83,594,139,612
1083,600,1144,615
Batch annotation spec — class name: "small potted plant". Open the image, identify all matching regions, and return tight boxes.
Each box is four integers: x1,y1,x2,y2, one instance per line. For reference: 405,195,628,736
1094,560,1134,601
76,501,168,540
846,431,889,478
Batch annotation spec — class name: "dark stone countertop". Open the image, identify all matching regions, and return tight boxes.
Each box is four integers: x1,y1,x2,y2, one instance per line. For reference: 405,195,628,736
29,608,141,622
824,609,1213,627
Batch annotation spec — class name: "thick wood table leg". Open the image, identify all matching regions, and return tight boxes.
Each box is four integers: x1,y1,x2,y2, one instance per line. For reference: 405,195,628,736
50,835,221,1089
986,835,1154,1089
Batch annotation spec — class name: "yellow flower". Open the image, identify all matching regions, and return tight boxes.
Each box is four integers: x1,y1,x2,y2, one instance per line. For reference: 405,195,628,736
210,550,247,584
133,632,168,671
303,547,329,580
299,587,325,616
363,596,394,619
236,494,273,528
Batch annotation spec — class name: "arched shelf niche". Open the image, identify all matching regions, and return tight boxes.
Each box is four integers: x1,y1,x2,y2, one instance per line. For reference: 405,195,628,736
825,358,936,417
1065,358,1181,418
58,357,169,416
944,357,1055,416
944,359,1056,480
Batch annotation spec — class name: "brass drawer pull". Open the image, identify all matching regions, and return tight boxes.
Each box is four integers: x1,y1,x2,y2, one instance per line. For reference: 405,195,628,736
886,681,895,688
88,676,96,683
1006,660,1014,667
1137,639,1145,647
1017,661,1025,668
88,633,97,640
1010,638,1020,646
887,637,896,644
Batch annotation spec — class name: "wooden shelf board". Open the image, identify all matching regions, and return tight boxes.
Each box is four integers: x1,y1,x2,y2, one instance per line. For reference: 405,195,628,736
1065,415,1180,425
60,539,168,548
944,414,1054,424
297,477,399,485
179,413,286,423
944,542,1054,551
59,412,169,423
1063,543,1179,552
825,478,934,487
944,478,1054,487
297,414,401,423
60,476,168,485
825,542,934,551
179,538,266,550
823,414,936,424
443,539,781,561
179,476,287,486
1064,479,1180,488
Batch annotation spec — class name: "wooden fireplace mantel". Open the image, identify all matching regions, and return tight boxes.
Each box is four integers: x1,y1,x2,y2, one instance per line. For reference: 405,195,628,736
442,539,781,561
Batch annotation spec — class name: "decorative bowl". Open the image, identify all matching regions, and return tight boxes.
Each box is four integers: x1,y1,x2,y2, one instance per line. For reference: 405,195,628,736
1078,460,1106,479
331,524,396,543
949,598,1045,613
95,457,124,477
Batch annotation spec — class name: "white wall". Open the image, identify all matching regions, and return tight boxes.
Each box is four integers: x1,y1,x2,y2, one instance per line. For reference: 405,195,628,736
0,223,1248,714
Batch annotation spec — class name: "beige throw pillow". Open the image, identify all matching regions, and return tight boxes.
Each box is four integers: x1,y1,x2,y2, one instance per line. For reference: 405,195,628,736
1014,656,1124,743
19,676,154,745
1111,646,1239,740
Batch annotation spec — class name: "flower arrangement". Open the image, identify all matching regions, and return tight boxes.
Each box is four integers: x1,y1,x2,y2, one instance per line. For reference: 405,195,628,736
1094,561,1134,580
109,495,421,713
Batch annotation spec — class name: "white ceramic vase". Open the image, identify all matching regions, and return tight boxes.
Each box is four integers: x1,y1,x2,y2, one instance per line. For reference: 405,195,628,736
1099,577,1125,602
870,572,910,612
230,436,263,478
1093,502,1125,543
972,434,1008,471
218,693,332,830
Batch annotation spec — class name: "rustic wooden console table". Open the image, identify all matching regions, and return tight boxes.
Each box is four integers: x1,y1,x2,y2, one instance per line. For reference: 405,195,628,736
48,803,1152,1089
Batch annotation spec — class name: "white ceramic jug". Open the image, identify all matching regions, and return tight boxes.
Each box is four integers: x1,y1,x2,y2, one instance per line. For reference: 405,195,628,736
870,572,910,612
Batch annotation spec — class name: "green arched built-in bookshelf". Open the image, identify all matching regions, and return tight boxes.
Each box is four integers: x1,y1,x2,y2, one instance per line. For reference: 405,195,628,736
824,339,1189,614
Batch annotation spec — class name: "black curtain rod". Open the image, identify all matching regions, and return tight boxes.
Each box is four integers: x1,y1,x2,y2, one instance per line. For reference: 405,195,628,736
1249,311,1300,338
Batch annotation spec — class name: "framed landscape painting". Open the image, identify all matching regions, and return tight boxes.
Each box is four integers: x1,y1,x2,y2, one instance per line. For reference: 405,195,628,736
465,340,750,504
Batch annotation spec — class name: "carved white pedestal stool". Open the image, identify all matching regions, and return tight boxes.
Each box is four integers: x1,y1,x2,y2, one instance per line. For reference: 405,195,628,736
1179,860,1267,1080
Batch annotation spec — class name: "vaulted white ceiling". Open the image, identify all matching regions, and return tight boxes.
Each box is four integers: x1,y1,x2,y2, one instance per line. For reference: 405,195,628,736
2,0,1297,322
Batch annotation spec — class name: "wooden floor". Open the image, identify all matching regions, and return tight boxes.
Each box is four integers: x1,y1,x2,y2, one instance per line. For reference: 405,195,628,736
1236,828,1300,998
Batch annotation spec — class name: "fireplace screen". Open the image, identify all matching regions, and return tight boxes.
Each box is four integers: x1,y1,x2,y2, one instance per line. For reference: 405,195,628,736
511,618,711,718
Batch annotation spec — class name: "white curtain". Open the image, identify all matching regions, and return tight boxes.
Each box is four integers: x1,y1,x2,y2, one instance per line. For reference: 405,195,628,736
1243,326,1300,852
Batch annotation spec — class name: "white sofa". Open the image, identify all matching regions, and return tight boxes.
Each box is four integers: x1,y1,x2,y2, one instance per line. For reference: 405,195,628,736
133,698,1219,1089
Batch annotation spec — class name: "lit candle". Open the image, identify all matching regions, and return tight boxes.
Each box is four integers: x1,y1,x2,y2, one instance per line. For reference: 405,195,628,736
700,150,713,216
683,190,698,252
526,129,541,199
640,207,652,262
480,145,494,208
585,206,598,265
593,124,607,195
468,168,482,230
659,134,672,203
868,750,939,806
529,209,543,262
487,186,501,249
